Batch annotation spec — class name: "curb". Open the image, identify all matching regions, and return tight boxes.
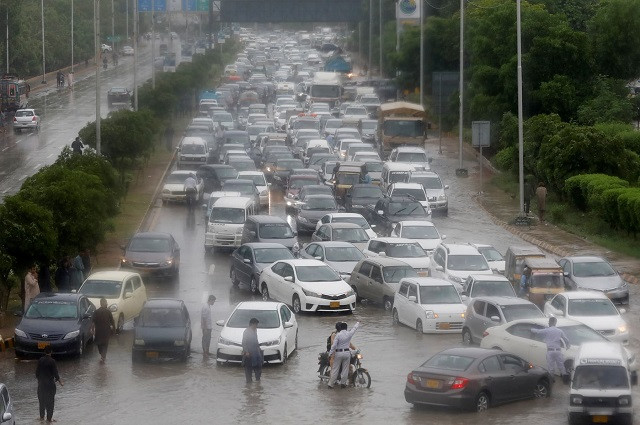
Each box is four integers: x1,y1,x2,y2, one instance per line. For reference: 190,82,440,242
0,335,14,352
135,148,177,234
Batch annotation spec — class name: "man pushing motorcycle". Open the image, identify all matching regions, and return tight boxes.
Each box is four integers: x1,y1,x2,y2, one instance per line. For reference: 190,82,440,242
327,321,360,389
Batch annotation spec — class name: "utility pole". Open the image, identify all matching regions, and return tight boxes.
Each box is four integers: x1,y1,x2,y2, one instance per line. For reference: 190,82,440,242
419,0,423,106
379,0,382,77
152,0,156,89
126,0,129,41
368,0,372,79
133,0,138,110
111,0,115,52
40,0,46,83
6,8,8,74
456,0,465,174
516,0,525,214
95,0,101,154
71,0,74,72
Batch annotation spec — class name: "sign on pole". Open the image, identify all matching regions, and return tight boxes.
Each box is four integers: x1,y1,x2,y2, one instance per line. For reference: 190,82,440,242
138,0,166,11
472,121,491,147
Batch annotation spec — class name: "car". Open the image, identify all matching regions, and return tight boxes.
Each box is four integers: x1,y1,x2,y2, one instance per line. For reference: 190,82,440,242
240,215,300,253
479,317,637,374
366,196,432,237
78,270,148,332
284,175,323,210
121,45,134,55
293,194,341,233
389,220,444,254
386,182,432,213
0,383,15,425
392,277,467,333
409,171,449,215
230,243,295,293
221,179,260,208
311,222,370,252
469,243,505,274
237,171,269,207
161,170,204,203
132,298,192,362
101,43,112,53
294,184,333,211
315,212,377,239
228,157,256,173
14,293,96,357
216,301,298,365
559,256,629,304
300,241,365,280
404,347,551,412
12,108,40,132
177,137,209,170
429,243,494,291
460,275,516,305
258,258,356,314
349,257,418,310
107,87,131,107
345,184,384,216
543,291,629,345
197,164,238,193
363,237,431,276
389,146,432,170
202,191,241,220
120,232,180,279
462,296,544,345
273,158,305,186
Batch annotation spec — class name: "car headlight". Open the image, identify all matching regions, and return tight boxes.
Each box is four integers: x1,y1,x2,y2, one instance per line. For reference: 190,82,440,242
134,339,145,346
14,328,27,338
298,216,308,223
619,396,632,406
619,325,628,333
302,288,321,298
266,167,272,171
161,258,174,267
63,330,80,340
262,338,280,347
438,194,447,201
108,304,118,312
571,395,583,405
425,311,436,319
218,336,234,345
448,275,464,283
345,289,355,296
174,340,185,346
121,258,130,266
162,189,170,194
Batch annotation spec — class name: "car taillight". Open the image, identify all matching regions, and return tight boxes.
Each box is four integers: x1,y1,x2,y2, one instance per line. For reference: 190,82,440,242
12,117,16,122
482,331,490,337
451,377,469,390
32,116,37,121
406,373,416,385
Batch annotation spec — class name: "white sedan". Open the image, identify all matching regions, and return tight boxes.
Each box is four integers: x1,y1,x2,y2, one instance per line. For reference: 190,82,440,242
237,171,269,207
215,301,298,365
259,259,356,314
315,213,377,239
161,170,204,203
480,318,637,373
543,291,629,345
13,109,40,132
78,270,147,332
388,220,444,254
363,238,431,276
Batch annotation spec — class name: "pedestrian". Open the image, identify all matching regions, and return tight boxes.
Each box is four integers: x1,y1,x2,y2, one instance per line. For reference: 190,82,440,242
71,136,84,155
201,295,216,357
80,248,91,280
69,251,85,291
164,125,175,151
242,318,263,383
24,265,39,312
35,345,63,423
518,266,531,297
523,177,533,215
54,257,71,292
92,297,115,363
56,71,62,88
536,182,548,222
328,321,360,389
38,262,52,293
67,72,74,90
531,316,570,382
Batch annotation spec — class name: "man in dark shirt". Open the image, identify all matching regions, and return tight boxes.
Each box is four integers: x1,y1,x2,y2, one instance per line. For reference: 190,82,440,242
93,297,116,363
35,346,63,422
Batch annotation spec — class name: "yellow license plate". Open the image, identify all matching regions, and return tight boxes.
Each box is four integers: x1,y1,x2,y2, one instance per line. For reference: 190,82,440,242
593,416,608,423
145,351,159,359
418,271,429,277
37,342,50,350
425,379,441,389
330,301,340,308
439,323,451,330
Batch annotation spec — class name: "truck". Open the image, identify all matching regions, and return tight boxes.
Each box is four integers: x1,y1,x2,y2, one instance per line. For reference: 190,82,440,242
377,101,428,159
307,72,342,108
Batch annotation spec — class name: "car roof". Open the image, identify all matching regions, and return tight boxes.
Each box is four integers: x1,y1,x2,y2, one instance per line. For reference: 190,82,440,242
235,301,283,311
305,194,335,200
390,182,424,189
469,274,510,282
562,256,608,263
575,342,626,363
383,162,419,171
398,220,436,227
561,290,611,300
323,222,363,229
242,242,289,249
472,296,538,306
144,298,184,308
85,270,140,281
326,213,366,219
505,317,582,327
225,179,254,185
410,171,439,177
400,277,456,287
439,243,482,255
212,196,252,207
370,237,420,244
247,215,287,224
433,346,503,359
360,256,412,267
170,170,196,176
34,292,82,302
132,232,172,240
308,241,359,248
280,258,327,267
394,146,426,153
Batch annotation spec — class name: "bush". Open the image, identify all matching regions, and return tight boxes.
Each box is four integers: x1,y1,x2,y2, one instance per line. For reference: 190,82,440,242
565,174,629,211
598,187,629,228
495,146,517,171
617,189,640,236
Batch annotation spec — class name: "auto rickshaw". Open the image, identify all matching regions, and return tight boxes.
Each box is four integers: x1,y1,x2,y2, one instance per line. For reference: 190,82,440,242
332,162,365,203
522,256,565,308
504,245,545,287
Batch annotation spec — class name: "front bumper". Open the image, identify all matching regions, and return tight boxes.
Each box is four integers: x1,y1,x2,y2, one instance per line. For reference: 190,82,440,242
421,318,464,334
302,294,356,313
205,232,242,248
14,334,80,356
216,344,283,364
121,263,176,277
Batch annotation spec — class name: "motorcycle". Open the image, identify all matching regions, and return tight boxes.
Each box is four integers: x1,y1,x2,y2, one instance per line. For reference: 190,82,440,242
317,349,371,388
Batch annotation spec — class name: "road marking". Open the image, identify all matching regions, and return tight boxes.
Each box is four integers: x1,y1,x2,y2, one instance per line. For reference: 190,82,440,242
46,153,54,158
208,265,215,275
19,174,27,181
15,139,21,144
33,163,41,170
1,147,8,152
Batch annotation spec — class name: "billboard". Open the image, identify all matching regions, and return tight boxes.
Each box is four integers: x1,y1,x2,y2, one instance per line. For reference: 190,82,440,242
139,0,210,12
220,0,361,22
396,0,420,23
183,0,212,12
138,0,167,11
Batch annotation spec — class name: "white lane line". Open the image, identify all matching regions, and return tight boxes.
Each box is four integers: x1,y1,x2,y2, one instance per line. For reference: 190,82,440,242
46,153,54,158
1,147,8,151
19,174,27,181
15,139,21,144
208,264,216,276
33,163,41,170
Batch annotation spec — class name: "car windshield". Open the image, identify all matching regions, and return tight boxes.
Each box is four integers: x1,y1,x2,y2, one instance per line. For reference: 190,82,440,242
79,280,122,298
386,243,426,258
529,273,564,289
128,237,170,253
140,307,185,327
422,354,474,371
166,174,191,184
388,202,425,216
302,197,336,210
361,121,377,130
223,182,253,194
384,120,425,137
310,155,334,166
211,207,245,224
290,178,318,189
215,168,238,178
337,173,360,186
259,223,294,239
295,265,341,282
213,113,233,122
382,266,418,283
573,366,629,390
447,255,489,271
411,176,443,189
333,216,371,229
353,187,383,198
568,299,619,316
501,304,544,321
325,247,365,262
365,162,383,172
559,324,608,344
226,308,281,329
397,152,427,162
476,247,503,262
332,228,369,243
470,281,515,298
254,247,294,263
389,172,411,184
392,188,426,201
25,301,78,319
225,135,250,146
419,285,460,304
573,261,616,277
241,175,266,186
401,225,439,239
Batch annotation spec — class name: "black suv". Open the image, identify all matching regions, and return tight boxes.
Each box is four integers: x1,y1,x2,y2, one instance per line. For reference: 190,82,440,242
366,196,430,236
345,184,384,215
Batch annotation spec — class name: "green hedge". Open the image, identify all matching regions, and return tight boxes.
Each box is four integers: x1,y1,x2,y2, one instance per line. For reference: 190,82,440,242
565,174,629,211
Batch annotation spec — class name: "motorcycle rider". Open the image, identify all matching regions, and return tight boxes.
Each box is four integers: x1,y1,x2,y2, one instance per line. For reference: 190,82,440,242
184,173,198,210
102,55,108,69
328,321,360,389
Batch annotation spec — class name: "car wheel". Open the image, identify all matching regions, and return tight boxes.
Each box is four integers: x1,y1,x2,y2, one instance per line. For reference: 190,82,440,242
534,379,550,398
132,351,143,363
462,328,473,346
564,359,574,375
292,294,302,314
383,297,393,312
392,308,400,325
261,284,270,301
230,268,239,286
416,319,423,334
117,314,125,333
250,277,259,294
294,331,298,351
351,285,361,302
475,391,490,412
77,338,84,357
281,343,288,365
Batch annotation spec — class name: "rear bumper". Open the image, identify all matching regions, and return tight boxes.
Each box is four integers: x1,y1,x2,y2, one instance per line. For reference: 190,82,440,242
404,384,473,409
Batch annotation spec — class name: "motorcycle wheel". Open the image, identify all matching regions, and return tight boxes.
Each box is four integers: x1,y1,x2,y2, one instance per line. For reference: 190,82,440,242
352,369,371,388
319,365,330,380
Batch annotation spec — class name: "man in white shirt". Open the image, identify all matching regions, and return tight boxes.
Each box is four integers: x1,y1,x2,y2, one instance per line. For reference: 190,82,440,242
201,295,216,356
328,321,360,388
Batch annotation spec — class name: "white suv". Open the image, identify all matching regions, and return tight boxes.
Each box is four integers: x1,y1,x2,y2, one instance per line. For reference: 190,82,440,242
409,171,448,215
386,182,431,213
389,146,431,170
429,243,494,291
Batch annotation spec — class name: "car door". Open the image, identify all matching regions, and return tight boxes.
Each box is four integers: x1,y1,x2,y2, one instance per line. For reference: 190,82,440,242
267,262,287,302
121,279,135,321
545,294,566,318
131,275,146,317
281,263,297,304
279,305,294,351
504,323,548,368
467,300,486,342
369,264,385,303
499,354,535,400
171,237,181,267
182,305,192,345
431,248,446,278
478,355,513,405
406,283,421,328
79,297,94,342
395,282,410,325
237,246,253,284
462,277,473,303
354,261,373,299
559,259,575,289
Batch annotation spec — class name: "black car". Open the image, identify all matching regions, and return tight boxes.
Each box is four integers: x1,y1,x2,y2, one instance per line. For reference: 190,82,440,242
367,196,430,236
404,347,551,412
14,293,96,358
120,232,181,278
230,243,294,293
294,194,341,233
132,298,192,362
345,184,384,215
273,158,304,187
197,164,238,193
107,87,131,107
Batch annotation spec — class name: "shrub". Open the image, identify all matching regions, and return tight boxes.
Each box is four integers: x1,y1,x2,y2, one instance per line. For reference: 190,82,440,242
565,174,628,211
495,146,517,171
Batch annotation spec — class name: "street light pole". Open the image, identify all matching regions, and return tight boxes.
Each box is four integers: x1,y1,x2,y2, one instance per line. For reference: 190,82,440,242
96,0,101,154
379,0,382,78
516,0,524,214
6,8,8,74
40,0,46,84
457,0,464,172
368,0,372,79
419,0,424,106
133,0,138,110
152,0,156,89
111,0,115,52
126,0,129,41
71,0,74,72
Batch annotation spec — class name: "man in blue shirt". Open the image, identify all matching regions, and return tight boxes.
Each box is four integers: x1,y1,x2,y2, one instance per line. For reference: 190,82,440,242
531,316,570,378
328,321,360,388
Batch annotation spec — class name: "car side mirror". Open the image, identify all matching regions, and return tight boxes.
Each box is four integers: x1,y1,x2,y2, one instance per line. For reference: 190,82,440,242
2,413,12,423
435,266,444,272
563,271,569,277
460,295,468,301
632,371,638,386
441,235,447,240
619,308,627,314
490,315,500,323
444,185,449,190
283,321,294,328
284,276,294,282
408,295,417,303
124,291,133,299
377,210,384,215
243,258,252,264
216,319,225,327
83,312,92,319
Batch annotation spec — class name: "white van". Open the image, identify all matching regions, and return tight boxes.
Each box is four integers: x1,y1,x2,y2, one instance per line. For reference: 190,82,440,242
205,197,256,251
177,137,208,169
569,341,637,425
381,162,424,192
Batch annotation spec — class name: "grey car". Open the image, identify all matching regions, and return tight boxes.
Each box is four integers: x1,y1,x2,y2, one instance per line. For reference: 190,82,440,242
559,256,629,304
294,194,340,233
461,296,545,345
0,383,15,425
241,215,300,254
311,222,370,252
230,243,294,293
348,257,418,310
299,241,364,281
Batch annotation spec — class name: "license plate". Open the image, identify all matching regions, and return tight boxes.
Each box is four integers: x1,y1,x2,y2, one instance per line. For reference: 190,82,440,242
425,379,441,389
145,351,159,359
37,342,50,350
439,323,451,330
330,301,340,308
418,271,429,277
593,416,608,423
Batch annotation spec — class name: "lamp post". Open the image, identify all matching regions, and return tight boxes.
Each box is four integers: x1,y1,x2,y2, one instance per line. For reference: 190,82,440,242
40,0,46,83
111,0,115,52
95,0,101,154
368,0,372,79
457,0,465,174
516,0,524,214
126,0,129,41
71,0,74,72
152,0,156,89
133,0,138,110
6,8,8,74
379,0,382,77
419,0,423,106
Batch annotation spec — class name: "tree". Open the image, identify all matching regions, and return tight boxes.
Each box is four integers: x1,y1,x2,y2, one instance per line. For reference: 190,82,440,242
55,147,124,198
577,78,633,125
